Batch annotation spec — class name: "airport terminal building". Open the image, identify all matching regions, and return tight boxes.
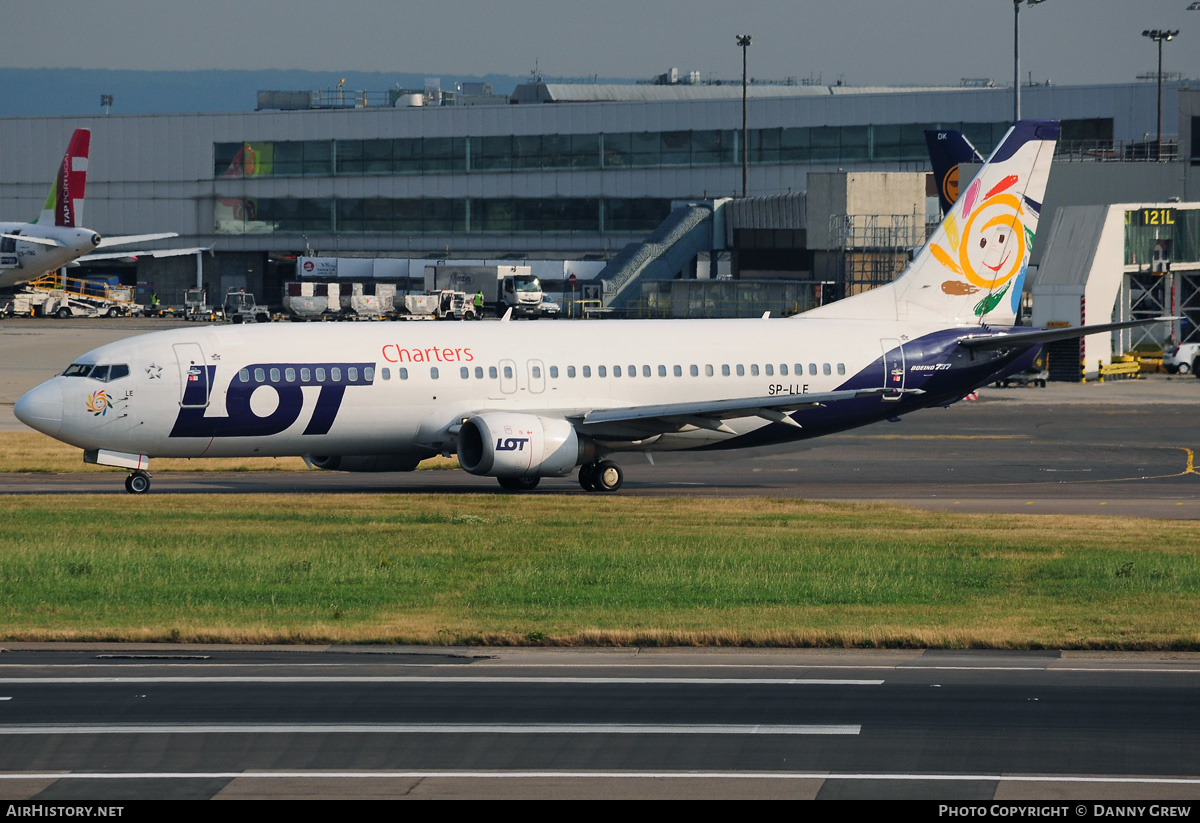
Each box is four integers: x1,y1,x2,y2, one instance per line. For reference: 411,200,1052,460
0,78,1197,307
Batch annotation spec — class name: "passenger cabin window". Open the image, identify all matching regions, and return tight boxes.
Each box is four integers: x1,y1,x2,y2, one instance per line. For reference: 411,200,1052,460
254,368,266,383
598,366,607,377
399,368,409,380
285,368,296,382
239,368,251,383
567,366,576,378
430,367,439,379
301,367,312,381
460,367,469,379
381,368,391,380
583,366,592,378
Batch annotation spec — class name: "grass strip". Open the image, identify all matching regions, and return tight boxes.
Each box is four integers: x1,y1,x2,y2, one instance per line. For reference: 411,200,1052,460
1,494,1197,648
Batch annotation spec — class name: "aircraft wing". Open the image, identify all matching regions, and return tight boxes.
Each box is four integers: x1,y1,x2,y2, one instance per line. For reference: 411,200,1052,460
956,317,1178,351
567,387,921,438
78,246,209,263
94,232,179,249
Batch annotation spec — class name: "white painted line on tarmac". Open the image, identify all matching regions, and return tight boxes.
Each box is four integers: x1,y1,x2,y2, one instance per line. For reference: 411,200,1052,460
0,723,860,736
0,676,883,686
0,771,1197,786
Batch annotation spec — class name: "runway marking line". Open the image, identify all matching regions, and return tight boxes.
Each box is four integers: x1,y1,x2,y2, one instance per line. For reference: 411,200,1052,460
0,723,860,736
0,771,1198,786
0,676,883,686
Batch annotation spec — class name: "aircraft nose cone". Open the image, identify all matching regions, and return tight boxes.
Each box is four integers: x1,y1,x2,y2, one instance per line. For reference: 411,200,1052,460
13,381,63,437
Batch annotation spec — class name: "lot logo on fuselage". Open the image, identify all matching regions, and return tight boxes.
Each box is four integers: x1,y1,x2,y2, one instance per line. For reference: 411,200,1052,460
169,362,373,438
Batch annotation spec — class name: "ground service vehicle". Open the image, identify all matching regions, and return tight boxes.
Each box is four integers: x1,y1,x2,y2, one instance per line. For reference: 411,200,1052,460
425,265,543,318
222,291,271,324
1164,343,1200,376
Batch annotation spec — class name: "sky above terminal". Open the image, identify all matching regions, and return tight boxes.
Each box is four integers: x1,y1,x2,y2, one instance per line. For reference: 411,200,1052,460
3,0,1199,88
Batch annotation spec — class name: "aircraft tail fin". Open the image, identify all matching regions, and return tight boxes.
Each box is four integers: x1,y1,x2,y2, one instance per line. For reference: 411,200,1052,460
36,128,91,228
806,120,1059,326
925,129,985,216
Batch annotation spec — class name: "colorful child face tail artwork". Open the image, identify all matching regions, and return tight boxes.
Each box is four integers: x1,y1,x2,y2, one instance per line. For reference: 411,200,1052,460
925,122,1056,320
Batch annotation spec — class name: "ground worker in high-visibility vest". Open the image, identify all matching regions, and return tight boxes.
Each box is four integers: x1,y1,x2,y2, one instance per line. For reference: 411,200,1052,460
473,291,484,319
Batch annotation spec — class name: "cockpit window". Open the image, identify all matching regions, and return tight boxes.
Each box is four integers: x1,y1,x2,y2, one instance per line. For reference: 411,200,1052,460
62,363,130,382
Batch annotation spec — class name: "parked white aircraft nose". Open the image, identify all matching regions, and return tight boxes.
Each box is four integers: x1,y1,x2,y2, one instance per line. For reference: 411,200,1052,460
14,381,63,437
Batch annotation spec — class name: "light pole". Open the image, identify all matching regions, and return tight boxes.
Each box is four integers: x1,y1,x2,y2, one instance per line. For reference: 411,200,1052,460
1013,0,1047,122
737,34,752,198
1142,29,1179,161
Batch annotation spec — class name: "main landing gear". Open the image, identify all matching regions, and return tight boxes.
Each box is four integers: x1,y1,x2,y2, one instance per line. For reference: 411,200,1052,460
578,460,623,492
124,470,151,494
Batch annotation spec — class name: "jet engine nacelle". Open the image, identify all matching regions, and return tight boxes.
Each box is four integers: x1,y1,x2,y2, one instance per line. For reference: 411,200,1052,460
457,413,586,478
309,454,423,472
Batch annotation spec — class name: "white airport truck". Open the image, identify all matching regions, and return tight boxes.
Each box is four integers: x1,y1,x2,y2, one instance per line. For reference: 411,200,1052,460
425,265,543,318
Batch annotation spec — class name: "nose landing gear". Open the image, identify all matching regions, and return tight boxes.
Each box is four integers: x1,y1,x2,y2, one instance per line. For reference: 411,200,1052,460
578,460,623,492
124,470,151,494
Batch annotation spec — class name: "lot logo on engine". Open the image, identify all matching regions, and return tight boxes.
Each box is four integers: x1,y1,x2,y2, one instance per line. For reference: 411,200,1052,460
496,437,529,452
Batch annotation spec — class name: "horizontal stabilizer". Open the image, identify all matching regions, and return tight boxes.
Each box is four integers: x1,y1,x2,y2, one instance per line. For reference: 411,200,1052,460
1,233,60,247
956,317,1179,351
95,232,179,249
81,246,208,263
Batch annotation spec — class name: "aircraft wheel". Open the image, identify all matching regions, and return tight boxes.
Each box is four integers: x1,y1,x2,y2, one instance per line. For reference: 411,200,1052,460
578,463,597,491
593,461,623,492
498,475,540,491
125,471,151,495
1179,362,1192,375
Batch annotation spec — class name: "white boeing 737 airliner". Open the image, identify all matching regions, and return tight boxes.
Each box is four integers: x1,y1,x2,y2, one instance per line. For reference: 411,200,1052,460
14,121,1160,494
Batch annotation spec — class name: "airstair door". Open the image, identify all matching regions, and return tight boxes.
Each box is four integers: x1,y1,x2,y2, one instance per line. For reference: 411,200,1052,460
880,338,905,401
